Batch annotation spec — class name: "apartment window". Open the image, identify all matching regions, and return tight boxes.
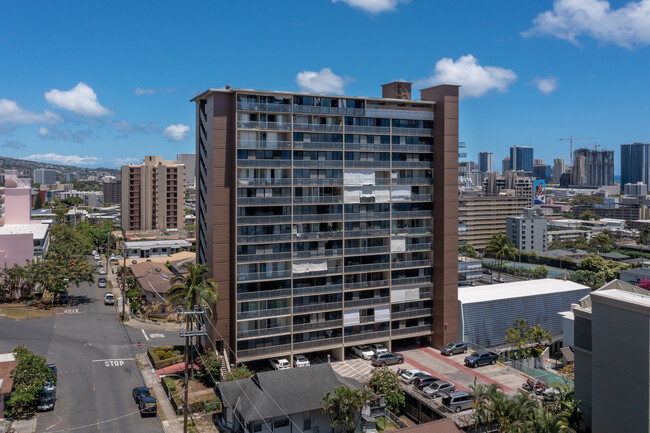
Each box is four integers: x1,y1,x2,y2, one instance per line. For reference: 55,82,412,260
274,419,290,429
253,425,262,432
303,412,312,431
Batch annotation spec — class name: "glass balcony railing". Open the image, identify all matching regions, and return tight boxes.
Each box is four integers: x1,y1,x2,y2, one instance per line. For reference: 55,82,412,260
392,127,433,136
293,337,343,350
237,288,292,301
292,160,343,168
293,214,343,223
237,344,291,359
237,102,292,112
345,125,391,134
237,197,292,205
293,178,343,186
345,330,390,342
236,325,292,339
345,297,390,308
237,234,292,244
237,270,291,282
237,252,292,263
293,249,343,259
392,211,432,219
392,178,433,185
237,178,292,186
344,229,391,238
391,259,432,269
344,279,390,291
293,231,343,241
405,243,432,252
344,245,390,256
293,284,343,296
237,121,292,131
344,263,390,273
344,143,391,152
237,159,292,168
293,141,343,150
236,215,292,224
344,212,390,221
236,307,292,320
237,140,292,149
293,301,343,314
293,196,343,204
293,105,365,116
344,161,391,168
293,319,343,332
391,308,433,320
294,123,343,133
391,227,432,236
391,161,433,169
391,325,433,336
391,276,432,286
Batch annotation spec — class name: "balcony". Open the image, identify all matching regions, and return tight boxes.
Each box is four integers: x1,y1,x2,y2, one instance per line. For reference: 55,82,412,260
237,344,291,359
345,229,391,238
345,297,390,308
236,307,292,320
237,159,292,168
293,301,343,314
293,284,343,296
293,231,343,241
391,178,433,185
391,161,433,169
293,337,343,351
345,125,390,134
237,178,292,186
409,194,433,202
344,161,391,169
293,178,343,186
344,245,390,256
295,266,343,277
237,121,292,131
238,252,292,263
392,325,433,336
293,196,343,204
236,325,292,339
392,127,433,136
391,259,432,269
344,143,390,152
237,140,292,150
293,141,343,150
392,211,432,219
293,160,343,168
293,249,343,259
406,243,432,252
345,330,390,343
344,263,390,273
237,197,292,206
344,212,390,221
237,102,292,112
391,308,433,320
237,288,292,301
236,215,292,224
360,315,376,324
392,144,434,153
294,123,343,133
293,105,365,116
344,279,390,291
237,270,291,282
391,227,432,236
391,276,432,286
293,319,343,332
237,234,292,244
293,214,343,223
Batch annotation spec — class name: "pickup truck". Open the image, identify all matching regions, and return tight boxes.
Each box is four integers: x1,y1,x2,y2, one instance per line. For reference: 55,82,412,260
464,351,499,367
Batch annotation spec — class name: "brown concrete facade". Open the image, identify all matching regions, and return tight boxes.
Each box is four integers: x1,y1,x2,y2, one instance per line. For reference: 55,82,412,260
421,85,460,348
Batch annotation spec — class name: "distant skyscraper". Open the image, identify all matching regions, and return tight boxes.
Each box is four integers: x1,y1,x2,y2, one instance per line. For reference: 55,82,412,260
572,148,615,187
502,157,511,174
552,158,566,183
621,143,650,190
533,164,552,182
478,152,493,172
176,153,196,188
510,146,534,172
32,168,56,185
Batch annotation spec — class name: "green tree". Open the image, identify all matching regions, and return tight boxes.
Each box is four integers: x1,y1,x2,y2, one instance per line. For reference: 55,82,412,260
168,263,218,317
33,193,43,210
369,368,405,413
5,346,55,418
459,242,477,258
579,254,629,282
638,225,650,267
589,233,616,253
578,211,599,221
321,386,374,433
197,350,222,386
504,319,552,359
484,233,517,282
504,318,529,358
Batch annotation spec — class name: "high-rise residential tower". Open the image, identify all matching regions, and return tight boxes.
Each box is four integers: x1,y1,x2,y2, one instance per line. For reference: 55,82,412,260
32,168,56,185
176,153,196,188
621,143,650,190
552,158,566,183
510,146,534,172
478,151,493,173
120,156,186,232
192,82,459,363
502,157,511,174
572,148,615,187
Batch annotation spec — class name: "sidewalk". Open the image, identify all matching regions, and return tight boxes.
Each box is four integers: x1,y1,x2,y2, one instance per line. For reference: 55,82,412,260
136,353,184,433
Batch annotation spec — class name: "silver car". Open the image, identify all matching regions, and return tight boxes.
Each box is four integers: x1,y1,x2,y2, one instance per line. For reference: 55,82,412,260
423,380,455,398
442,391,474,413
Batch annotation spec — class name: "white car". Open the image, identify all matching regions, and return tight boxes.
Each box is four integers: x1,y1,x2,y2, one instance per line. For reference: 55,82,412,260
269,358,291,370
109,256,117,262
400,369,430,383
352,345,375,360
92,250,97,256
104,292,115,305
371,343,388,355
94,254,101,261
293,355,310,367
98,268,106,275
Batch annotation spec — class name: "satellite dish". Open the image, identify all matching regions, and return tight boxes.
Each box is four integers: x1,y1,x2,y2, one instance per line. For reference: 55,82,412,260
132,260,137,264
155,267,162,272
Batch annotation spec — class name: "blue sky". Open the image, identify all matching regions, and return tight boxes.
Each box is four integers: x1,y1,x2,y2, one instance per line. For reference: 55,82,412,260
1,0,649,172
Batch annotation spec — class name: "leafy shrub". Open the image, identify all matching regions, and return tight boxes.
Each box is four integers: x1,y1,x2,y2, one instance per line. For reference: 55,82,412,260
5,346,54,418
370,367,404,414
156,346,181,360
224,364,253,381
196,351,222,386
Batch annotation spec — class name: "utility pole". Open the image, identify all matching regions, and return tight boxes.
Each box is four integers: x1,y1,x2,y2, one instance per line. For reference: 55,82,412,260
122,230,127,321
178,306,207,433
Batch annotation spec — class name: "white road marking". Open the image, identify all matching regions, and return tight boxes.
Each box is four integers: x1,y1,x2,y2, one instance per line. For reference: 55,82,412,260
149,333,165,338
104,360,125,367
92,358,133,363
45,414,64,430
141,329,150,341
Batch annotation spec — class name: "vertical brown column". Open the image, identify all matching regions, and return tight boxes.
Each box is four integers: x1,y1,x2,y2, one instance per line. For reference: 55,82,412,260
203,93,236,359
420,85,459,348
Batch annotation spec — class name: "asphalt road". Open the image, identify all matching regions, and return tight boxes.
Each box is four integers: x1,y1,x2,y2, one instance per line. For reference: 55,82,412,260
0,265,181,433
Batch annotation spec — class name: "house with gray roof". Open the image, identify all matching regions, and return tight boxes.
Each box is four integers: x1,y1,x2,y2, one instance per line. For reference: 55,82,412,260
216,363,368,433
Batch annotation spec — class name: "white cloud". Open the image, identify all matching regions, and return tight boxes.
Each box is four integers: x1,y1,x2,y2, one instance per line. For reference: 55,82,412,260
38,127,50,137
0,99,61,125
523,0,650,48
45,82,112,117
533,77,559,95
135,87,155,95
113,157,140,165
162,124,190,141
331,0,407,13
25,153,100,165
2,141,26,149
37,127,92,143
417,54,517,99
108,119,158,135
296,68,348,94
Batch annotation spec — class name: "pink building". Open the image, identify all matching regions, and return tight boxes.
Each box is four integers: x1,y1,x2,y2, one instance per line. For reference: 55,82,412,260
0,171,50,269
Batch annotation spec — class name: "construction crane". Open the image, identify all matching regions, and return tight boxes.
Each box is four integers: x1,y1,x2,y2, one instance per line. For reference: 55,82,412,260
559,136,599,182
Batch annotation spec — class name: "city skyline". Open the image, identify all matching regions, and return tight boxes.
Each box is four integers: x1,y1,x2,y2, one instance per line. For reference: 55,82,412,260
1,1,650,171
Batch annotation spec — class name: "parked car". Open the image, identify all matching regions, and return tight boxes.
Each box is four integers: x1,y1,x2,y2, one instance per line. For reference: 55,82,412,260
99,268,106,275
482,269,492,275
458,281,474,286
371,343,388,355
352,345,375,360
97,277,107,288
96,261,103,267
441,342,468,356
43,364,57,392
442,391,475,413
94,254,101,261
58,291,69,304
132,387,151,404
492,276,505,283
36,389,56,412
269,358,291,370
464,351,499,368
293,355,310,367
139,396,157,416
423,381,456,398
104,292,115,305
400,370,431,384
371,352,404,367
109,255,117,262
413,376,441,391
92,250,97,256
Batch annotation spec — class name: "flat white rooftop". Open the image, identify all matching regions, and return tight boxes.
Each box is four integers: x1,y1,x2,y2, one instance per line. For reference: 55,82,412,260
0,223,49,240
458,279,590,304
594,288,650,307
125,239,191,249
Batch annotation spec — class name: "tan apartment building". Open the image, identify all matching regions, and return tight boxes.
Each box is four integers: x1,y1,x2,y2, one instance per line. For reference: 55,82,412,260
459,194,530,249
121,156,186,232
192,82,459,363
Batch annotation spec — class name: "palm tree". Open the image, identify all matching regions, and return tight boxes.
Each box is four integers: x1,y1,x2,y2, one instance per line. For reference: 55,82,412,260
167,263,218,317
484,233,517,282
321,386,374,433
638,225,650,267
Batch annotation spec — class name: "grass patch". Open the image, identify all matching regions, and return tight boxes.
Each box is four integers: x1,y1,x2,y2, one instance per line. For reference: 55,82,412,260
0,301,58,320
376,417,400,432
